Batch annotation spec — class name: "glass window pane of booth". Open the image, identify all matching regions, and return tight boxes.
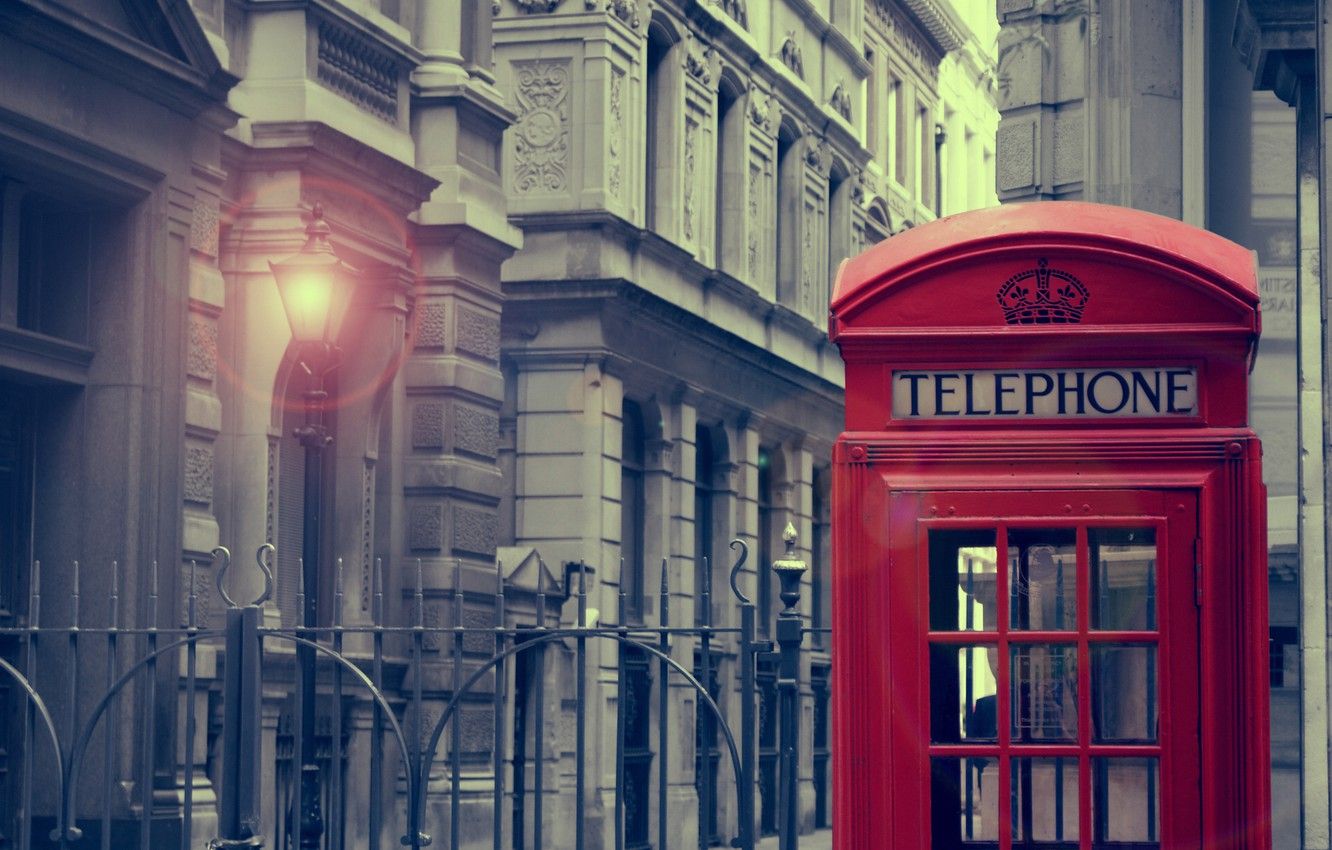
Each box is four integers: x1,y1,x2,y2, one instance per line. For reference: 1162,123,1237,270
1008,528,1077,631
1090,527,1157,631
1092,757,1160,847
930,529,999,632
930,644,999,743
1092,644,1158,743
1011,757,1079,847
1010,644,1078,743
931,757,998,848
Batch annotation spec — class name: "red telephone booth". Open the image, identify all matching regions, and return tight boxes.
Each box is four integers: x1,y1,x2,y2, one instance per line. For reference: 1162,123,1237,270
828,202,1270,850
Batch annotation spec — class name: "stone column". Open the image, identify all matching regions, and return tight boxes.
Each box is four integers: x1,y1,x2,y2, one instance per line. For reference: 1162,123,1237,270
997,0,1183,214
176,134,230,841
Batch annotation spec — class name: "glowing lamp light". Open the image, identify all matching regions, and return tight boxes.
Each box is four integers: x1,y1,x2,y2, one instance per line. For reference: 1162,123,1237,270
269,203,357,346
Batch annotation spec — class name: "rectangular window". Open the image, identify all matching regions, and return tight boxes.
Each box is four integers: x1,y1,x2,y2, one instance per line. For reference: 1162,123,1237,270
757,449,773,635
890,77,905,185
621,400,647,622
918,104,932,208
864,48,879,157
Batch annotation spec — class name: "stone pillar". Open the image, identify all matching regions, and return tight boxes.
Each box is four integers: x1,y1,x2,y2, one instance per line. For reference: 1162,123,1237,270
506,354,621,847
176,128,230,840
996,0,1089,201
997,0,1183,214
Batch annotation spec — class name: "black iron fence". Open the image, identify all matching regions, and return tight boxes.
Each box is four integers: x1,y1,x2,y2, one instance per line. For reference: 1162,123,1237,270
0,534,826,850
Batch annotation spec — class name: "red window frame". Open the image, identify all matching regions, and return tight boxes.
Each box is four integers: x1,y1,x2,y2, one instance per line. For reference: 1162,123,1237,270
890,489,1200,850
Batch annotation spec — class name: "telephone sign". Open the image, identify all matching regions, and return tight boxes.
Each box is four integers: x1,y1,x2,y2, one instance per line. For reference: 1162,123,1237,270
892,367,1198,419
829,202,1271,850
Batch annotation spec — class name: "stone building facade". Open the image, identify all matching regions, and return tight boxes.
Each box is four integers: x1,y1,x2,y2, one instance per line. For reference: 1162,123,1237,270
0,0,993,847
993,1,1317,845
493,0,995,844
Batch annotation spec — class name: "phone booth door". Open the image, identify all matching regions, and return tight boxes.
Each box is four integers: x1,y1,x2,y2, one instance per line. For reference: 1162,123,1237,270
892,489,1200,850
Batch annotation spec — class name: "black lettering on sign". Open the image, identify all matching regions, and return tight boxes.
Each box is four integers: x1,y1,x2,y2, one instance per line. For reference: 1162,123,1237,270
890,367,1198,419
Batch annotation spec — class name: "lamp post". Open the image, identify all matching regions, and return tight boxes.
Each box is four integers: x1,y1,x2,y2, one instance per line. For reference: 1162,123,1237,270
270,203,358,850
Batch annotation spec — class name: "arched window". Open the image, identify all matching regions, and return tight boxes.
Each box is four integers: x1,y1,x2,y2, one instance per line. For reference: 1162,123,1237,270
828,162,852,295
715,75,744,275
866,203,891,245
694,424,716,625
621,398,647,622
757,445,779,635
775,122,801,305
811,466,831,648
645,24,674,233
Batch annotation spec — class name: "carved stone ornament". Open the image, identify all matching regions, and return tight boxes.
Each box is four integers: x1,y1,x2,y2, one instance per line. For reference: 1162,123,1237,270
684,41,713,84
829,82,853,121
779,32,805,79
747,163,761,273
608,69,625,200
316,19,400,122
517,0,561,12
851,168,869,204
719,0,748,27
747,85,772,131
683,119,698,241
512,61,571,194
587,0,640,26
804,137,829,173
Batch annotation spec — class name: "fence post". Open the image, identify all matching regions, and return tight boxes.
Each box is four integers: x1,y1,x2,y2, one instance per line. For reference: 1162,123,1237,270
730,538,765,850
213,604,264,848
773,523,808,850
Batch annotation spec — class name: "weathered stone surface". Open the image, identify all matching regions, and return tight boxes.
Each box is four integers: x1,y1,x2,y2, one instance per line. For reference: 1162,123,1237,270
409,504,445,551
452,505,497,557
412,403,447,449
188,315,218,381
1053,113,1083,185
185,445,214,505
456,308,500,362
455,406,499,458
415,302,450,350
997,120,1037,191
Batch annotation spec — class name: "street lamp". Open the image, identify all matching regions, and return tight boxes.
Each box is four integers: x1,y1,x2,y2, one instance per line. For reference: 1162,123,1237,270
270,202,358,850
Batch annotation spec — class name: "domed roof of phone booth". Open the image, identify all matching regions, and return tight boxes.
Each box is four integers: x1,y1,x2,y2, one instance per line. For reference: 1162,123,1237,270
830,201,1259,330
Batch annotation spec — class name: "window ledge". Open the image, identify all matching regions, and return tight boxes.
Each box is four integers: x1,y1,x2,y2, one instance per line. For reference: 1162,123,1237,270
0,326,93,385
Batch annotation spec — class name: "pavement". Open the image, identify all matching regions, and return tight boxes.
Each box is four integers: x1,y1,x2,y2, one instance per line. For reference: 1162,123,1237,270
756,828,833,850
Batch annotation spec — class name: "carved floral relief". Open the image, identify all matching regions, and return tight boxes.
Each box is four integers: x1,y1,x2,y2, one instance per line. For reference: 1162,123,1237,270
683,118,698,242
609,69,625,201
512,61,571,195
747,163,761,275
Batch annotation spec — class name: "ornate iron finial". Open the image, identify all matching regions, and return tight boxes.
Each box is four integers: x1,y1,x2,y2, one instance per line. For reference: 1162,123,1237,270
772,522,806,615
773,523,805,573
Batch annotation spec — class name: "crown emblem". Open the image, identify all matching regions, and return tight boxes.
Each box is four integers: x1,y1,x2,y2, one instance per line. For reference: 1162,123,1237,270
996,259,1090,324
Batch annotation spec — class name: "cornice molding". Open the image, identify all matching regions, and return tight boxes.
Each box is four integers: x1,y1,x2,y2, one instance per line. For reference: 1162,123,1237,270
0,0,238,119
897,0,966,54
1232,0,1315,105
225,121,438,212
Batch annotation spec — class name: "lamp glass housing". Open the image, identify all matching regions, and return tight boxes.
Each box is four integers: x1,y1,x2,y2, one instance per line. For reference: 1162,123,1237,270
269,207,357,346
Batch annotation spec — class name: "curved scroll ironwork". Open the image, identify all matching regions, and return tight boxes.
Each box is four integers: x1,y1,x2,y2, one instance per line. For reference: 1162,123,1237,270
62,628,414,846
213,544,275,609
729,537,751,604
61,632,223,841
415,630,748,850
0,657,69,840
